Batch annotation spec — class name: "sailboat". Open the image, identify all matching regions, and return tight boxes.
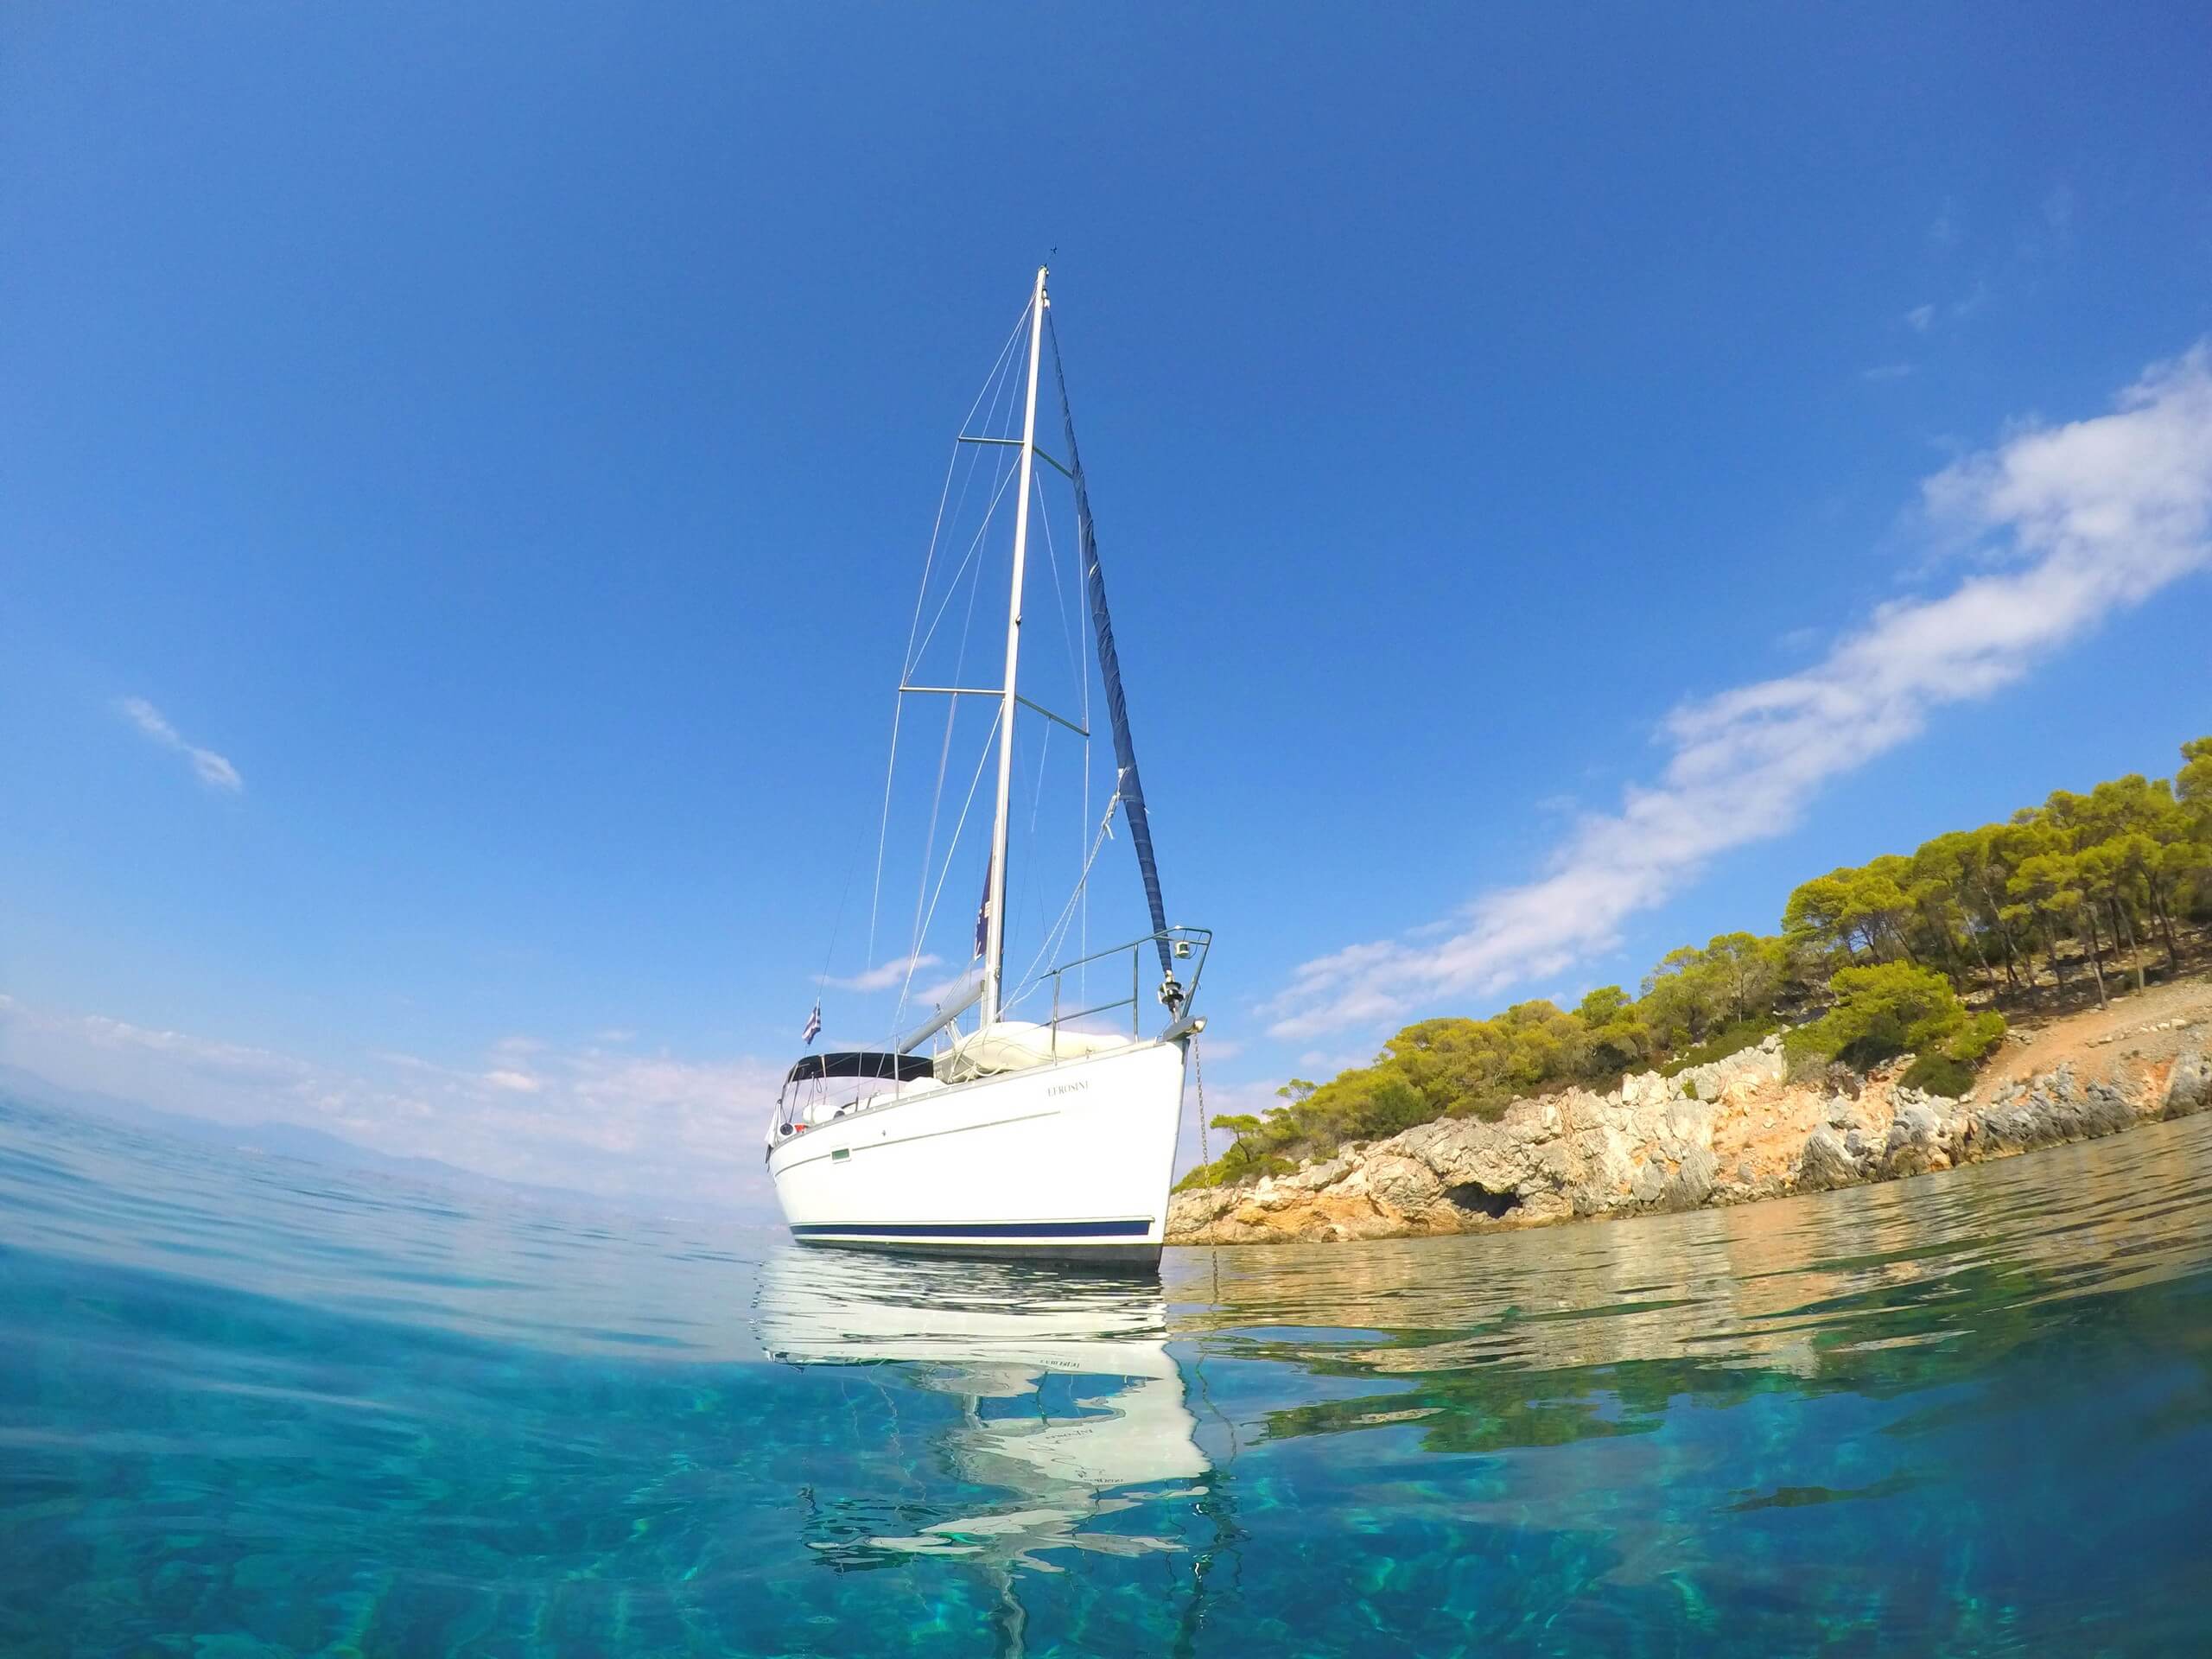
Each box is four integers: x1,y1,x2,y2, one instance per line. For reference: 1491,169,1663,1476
764,268,1208,1267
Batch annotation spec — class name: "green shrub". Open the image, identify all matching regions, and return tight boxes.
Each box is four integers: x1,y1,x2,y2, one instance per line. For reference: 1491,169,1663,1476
1948,1009,2007,1064
1788,962,2006,1099
1899,1052,1977,1097
1173,1150,1294,1192
1789,963,2005,1071
1659,1017,1782,1077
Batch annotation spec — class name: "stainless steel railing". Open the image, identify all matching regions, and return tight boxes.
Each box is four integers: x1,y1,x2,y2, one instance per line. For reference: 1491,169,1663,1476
1019,925,1212,1052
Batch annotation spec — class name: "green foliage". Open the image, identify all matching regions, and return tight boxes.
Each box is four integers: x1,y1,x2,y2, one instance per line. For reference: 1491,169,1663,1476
1899,1052,1976,1097
1575,985,1650,1072
1640,933,1796,1049
1950,1009,2007,1064
1176,1112,1297,1189
1783,863,1914,965
1783,963,2007,1080
1182,737,2212,1188
1658,1016,1783,1077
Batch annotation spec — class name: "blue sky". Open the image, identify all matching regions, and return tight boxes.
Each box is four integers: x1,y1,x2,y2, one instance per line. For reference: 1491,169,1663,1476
3,4,2209,1213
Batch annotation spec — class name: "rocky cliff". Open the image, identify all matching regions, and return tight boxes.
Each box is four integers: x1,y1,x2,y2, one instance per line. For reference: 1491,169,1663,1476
1169,988,2212,1247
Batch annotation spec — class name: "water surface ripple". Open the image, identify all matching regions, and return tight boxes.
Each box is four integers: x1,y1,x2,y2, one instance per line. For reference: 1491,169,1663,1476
3,1093,2208,1656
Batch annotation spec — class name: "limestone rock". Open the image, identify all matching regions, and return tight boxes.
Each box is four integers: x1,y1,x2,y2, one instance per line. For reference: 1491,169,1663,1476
1961,1062,2138,1161
2162,1049,2211,1120
1166,1010,2196,1247
1364,1154,1446,1217
1878,1099,1953,1179
1797,1127,1862,1193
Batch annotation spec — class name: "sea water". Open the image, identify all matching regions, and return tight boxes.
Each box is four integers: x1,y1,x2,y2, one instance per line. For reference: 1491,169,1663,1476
2,1092,2208,1657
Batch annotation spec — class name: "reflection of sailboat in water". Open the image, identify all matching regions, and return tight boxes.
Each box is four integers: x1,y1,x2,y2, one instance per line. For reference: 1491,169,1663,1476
754,1248,1213,1581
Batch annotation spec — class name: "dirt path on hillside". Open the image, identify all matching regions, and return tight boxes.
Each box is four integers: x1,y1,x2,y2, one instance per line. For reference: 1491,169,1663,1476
1985,975,2212,1096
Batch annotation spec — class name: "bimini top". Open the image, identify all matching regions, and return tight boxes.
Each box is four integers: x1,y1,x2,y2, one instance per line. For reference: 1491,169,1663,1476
783,1051,937,1086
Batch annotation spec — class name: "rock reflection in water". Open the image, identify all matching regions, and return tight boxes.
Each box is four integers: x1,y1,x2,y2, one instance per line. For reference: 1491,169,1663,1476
1162,1111,2212,1450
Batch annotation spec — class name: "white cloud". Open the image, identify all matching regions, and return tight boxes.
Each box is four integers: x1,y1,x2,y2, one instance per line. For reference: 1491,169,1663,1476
75,1010,311,1085
115,696,243,792
1861,362,1915,383
1266,342,2212,1040
1906,303,1936,334
829,951,943,992
1,995,787,1211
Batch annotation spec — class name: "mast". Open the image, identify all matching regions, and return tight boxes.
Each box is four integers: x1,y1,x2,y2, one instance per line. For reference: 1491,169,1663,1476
982,264,1047,1028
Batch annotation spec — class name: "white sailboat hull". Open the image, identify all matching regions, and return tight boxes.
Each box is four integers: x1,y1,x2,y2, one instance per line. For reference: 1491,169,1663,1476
766,1039,1187,1265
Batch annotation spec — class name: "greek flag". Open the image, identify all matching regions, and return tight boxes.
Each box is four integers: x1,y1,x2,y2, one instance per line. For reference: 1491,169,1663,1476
801,1001,822,1046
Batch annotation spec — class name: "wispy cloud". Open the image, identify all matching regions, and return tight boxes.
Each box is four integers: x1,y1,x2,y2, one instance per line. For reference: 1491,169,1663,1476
114,696,243,792
1266,343,2212,1039
75,1009,311,1085
1,995,788,1210
1860,362,1915,384
1905,282,1987,339
829,952,943,993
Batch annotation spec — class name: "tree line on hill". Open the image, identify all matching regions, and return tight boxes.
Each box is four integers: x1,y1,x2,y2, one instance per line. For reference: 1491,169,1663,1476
1184,736,2212,1190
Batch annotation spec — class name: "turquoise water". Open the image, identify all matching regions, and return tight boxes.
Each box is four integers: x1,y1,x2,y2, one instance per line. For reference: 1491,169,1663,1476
3,1094,2209,1656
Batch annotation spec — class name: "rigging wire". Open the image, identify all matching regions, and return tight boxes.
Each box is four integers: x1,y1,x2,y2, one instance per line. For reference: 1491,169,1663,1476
893,321,1029,1033
899,532,990,1036
899,302,1027,677
811,821,865,1002
1046,304,1173,978
865,283,1147,1044
890,701,1004,1035
1001,791,1121,1018
867,302,1030,969
905,454,1024,670
1032,466,1082,695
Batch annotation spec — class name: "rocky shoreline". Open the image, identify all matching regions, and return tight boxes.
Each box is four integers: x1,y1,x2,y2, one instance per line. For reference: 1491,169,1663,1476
1168,1000,2212,1247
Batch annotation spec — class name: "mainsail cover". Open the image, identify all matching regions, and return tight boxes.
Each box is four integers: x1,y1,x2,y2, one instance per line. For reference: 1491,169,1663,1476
1047,313,1173,979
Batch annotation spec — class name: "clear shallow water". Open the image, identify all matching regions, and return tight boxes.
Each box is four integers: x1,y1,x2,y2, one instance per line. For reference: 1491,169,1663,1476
3,1095,2210,1656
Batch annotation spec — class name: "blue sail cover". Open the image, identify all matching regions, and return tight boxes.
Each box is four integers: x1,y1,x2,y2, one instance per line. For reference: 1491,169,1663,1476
1047,314,1173,980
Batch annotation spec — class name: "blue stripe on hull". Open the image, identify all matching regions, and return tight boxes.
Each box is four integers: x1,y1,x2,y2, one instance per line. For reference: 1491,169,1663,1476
790,1218,1151,1240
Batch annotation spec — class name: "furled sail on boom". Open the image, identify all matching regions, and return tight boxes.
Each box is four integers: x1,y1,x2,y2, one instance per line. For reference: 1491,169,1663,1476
1047,314,1173,981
